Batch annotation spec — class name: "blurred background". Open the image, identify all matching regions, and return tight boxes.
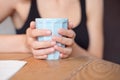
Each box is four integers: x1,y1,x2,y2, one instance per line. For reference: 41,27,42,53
104,0,120,64
0,17,15,34
0,0,120,64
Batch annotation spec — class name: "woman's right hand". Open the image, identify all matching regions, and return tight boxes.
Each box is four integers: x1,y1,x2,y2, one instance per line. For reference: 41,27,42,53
26,21,56,59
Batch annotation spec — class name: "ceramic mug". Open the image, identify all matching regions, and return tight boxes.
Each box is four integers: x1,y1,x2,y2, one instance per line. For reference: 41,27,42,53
35,18,68,60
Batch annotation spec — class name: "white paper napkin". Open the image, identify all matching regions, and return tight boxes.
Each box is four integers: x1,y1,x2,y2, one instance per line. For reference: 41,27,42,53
0,60,27,80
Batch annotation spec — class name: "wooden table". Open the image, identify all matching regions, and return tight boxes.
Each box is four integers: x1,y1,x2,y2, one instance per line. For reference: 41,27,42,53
0,52,120,80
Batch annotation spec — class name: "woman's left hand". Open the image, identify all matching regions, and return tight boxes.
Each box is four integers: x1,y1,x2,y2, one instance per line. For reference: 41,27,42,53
52,22,76,58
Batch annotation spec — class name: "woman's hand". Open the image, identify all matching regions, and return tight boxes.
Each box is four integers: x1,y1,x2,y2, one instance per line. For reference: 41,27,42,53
52,22,76,58
26,21,75,59
26,21,56,59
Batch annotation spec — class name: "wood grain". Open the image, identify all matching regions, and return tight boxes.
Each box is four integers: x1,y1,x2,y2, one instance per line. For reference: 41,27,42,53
11,55,120,80
71,59,120,80
0,53,119,80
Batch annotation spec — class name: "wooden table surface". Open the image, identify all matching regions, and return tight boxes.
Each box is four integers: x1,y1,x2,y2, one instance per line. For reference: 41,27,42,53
0,52,120,80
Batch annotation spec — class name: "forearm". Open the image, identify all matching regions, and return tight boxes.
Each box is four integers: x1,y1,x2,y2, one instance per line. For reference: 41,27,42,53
0,34,31,53
87,37,104,59
71,42,103,58
86,0,104,59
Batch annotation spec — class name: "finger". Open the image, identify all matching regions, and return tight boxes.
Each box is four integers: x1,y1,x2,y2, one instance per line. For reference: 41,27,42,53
52,36,73,46
60,53,69,59
30,29,51,38
68,21,74,29
26,27,31,36
58,29,75,38
28,22,52,37
30,21,36,29
54,45,72,57
34,55,48,59
31,41,56,49
32,47,55,56
26,28,36,44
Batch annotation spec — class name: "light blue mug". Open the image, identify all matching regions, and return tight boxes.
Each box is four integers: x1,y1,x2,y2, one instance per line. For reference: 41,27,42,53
35,18,68,60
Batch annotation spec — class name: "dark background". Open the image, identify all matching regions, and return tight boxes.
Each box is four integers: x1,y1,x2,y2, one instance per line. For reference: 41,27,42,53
104,0,120,64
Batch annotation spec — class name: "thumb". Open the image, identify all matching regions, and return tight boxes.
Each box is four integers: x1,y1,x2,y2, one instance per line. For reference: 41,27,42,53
30,21,35,29
68,21,74,29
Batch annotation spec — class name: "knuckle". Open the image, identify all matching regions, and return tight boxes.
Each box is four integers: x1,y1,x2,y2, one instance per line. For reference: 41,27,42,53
70,30,75,37
66,30,70,36
69,39,74,46
64,40,69,45
68,30,75,38
67,40,72,45
60,37,64,43
64,39,73,46
31,30,35,37
31,41,36,48
63,49,67,54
